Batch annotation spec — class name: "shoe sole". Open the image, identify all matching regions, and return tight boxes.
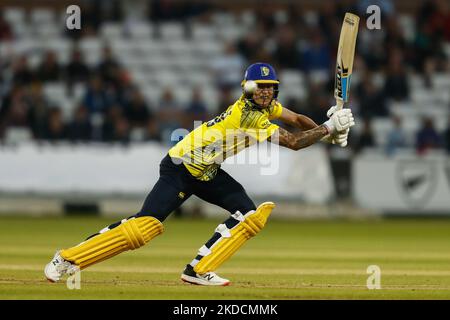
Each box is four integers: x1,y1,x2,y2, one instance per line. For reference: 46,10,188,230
180,274,230,286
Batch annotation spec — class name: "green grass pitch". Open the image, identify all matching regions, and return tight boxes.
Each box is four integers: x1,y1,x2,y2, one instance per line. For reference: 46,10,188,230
1,215,450,299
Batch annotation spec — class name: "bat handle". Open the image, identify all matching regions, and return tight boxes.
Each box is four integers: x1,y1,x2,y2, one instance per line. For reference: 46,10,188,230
336,99,344,110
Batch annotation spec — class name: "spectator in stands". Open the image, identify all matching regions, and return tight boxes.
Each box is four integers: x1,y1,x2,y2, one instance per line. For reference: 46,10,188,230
83,76,112,114
185,87,209,128
102,105,121,142
273,24,301,69
114,68,136,108
210,42,246,90
385,115,407,156
356,72,388,118
124,88,152,128
237,27,264,62
415,117,443,154
302,82,330,124
156,87,184,145
12,56,34,86
144,118,161,142
149,0,189,21
37,51,62,82
445,116,450,154
0,10,13,41
301,29,331,73
383,49,410,101
0,85,31,137
67,105,93,142
412,6,447,74
417,0,450,42
27,83,50,139
111,117,130,145
97,46,120,85
65,49,91,85
355,118,376,153
216,86,235,114
42,107,67,141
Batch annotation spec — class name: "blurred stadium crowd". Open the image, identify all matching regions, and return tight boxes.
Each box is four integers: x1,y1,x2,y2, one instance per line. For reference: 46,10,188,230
0,0,449,154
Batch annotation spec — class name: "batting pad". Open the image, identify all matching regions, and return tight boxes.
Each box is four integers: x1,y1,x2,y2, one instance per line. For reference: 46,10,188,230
61,216,164,269
194,202,275,274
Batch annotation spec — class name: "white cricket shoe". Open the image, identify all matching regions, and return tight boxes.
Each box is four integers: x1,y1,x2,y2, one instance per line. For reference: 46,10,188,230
44,250,78,283
180,264,230,286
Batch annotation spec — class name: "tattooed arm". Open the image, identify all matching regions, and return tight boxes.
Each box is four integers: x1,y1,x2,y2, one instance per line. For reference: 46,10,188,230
268,125,329,151
277,107,318,131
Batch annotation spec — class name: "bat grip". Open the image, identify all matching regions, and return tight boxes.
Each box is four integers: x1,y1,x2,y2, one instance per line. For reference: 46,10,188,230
336,99,344,110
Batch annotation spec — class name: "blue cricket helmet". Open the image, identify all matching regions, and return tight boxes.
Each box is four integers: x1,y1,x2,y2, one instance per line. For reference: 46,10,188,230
242,62,280,99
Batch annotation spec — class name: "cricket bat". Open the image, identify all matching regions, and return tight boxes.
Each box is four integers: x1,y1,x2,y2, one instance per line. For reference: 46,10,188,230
334,13,359,110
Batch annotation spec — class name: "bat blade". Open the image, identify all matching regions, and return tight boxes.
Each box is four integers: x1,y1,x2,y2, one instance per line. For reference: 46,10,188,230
334,12,360,109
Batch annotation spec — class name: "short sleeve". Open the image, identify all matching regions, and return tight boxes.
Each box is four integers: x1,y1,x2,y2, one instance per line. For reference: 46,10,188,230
268,101,283,120
242,114,279,142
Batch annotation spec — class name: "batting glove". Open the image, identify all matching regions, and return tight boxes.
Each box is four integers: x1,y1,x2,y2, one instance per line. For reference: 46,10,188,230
326,105,339,118
323,109,355,134
321,128,349,147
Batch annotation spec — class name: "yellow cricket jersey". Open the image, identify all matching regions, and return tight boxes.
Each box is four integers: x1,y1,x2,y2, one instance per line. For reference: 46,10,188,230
169,96,283,181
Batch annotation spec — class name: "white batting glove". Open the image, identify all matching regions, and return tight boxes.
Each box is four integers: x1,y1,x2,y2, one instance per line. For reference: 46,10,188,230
326,105,339,118
325,105,351,147
323,109,355,134
321,128,349,147
333,128,350,147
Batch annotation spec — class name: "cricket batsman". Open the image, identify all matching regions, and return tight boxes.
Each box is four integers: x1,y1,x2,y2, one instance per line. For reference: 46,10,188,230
45,63,354,286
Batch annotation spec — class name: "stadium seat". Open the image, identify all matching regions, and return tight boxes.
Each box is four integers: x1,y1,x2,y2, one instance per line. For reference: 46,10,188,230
401,117,420,145
159,22,185,40
72,83,87,101
191,23,217,40
216,25,244,42
211,12,236,28
372,118,394,146
201,87,219,112
240,10,256,28
130,128,146,142
101,23,124,39
279,70,305,87
128,22,153,39
79,37,102,66
192,40,223,58
390,102,417,118
30,8,55,25
60,97,76,121
410,74,424,90
43,83,67,106
444,43,450,59
371,72,385,89
4,127,33,145
166,39,194,56
12,38,39,55
411,88,435,104
3,7,25,25
398,14,415,42
140,85,162,108
173,86,193,105
308,70,329,85
134,40,167,57
153,70,182,87
431,74,450,90
111,39,136,56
